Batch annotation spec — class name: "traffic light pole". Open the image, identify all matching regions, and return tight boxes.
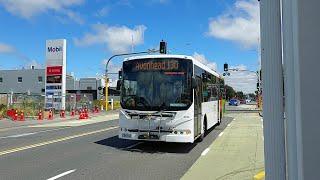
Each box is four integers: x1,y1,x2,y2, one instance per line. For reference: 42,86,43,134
105,49,159,111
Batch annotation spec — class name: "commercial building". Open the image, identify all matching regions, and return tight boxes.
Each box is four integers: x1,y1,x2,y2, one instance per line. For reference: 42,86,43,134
0,68,105,96
0,67,119,108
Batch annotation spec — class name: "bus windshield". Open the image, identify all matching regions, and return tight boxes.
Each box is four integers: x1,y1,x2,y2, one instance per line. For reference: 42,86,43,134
121,58,193,111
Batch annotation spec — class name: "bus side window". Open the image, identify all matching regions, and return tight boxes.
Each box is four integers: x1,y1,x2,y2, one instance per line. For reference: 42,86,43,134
208,86,218,101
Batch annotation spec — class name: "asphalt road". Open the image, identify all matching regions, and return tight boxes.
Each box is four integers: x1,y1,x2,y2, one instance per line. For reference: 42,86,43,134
0,116,232,180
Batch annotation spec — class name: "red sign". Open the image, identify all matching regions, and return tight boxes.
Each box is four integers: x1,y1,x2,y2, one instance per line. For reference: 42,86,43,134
47,66,62,75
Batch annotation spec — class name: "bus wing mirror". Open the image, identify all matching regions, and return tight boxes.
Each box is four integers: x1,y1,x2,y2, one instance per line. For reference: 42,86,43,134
116,80,121,91
192,77,197,89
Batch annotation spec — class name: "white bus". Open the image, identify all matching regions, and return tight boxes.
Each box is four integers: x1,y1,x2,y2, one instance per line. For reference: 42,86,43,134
118,54,224,143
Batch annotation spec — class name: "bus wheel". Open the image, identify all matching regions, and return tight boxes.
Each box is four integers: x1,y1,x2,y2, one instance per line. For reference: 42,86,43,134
198,117,207,142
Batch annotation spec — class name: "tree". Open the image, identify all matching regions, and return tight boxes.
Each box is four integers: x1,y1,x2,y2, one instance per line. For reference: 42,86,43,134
248,93,256,100
236,91,245,99
225,85,236,100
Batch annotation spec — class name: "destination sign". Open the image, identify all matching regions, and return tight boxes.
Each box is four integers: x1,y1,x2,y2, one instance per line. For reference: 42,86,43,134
135,60,179,71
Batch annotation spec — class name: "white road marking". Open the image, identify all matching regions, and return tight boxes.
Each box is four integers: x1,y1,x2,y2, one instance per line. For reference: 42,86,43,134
261,118,263,122
201,148,210,156
0,126,118,156
123,142,143,149
218,132,224,137
33,127,71,134
0,127,70,139
227,124,231,127
0,132,37,139
47,169,76,180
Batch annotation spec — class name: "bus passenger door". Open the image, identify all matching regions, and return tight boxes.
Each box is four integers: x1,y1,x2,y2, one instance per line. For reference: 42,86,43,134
194,77,202,137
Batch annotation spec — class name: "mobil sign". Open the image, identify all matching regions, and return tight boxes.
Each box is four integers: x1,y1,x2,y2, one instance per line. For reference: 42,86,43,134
45,39,66,110
46,39,65,60
47,46,63,53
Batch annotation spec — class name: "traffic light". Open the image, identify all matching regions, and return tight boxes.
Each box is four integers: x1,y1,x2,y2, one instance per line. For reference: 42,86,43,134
118,70,122,80
160,40,167,54
224,63,228,71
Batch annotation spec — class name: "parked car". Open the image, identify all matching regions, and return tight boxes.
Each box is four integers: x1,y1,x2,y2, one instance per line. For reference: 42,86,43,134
229,99,240,106
240,99,246,104
246,99,252,103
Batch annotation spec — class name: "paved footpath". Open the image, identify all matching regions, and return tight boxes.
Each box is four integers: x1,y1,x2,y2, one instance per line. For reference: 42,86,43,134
182,113,264,180
0,110,119,130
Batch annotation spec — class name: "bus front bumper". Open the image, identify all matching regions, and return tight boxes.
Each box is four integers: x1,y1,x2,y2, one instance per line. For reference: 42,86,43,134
119,130,194,143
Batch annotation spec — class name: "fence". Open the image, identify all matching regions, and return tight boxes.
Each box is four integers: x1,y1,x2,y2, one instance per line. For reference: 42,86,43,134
0,93,121,118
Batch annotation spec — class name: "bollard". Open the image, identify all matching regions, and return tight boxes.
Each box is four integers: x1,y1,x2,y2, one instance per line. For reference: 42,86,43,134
19,111,25,121
38,110,43,120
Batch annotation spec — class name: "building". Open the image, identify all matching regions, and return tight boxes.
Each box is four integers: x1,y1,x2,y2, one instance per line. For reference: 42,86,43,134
0,67,117,107
0,68,45,95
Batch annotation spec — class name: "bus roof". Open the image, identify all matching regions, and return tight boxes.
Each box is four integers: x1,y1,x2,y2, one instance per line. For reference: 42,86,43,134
124,54,221,78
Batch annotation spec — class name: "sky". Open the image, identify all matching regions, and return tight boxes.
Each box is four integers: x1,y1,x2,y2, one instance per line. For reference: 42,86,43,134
0,0,260,93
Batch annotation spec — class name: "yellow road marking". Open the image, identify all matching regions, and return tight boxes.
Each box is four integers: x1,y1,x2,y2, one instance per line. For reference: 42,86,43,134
254,171,265,180
0,126,119,156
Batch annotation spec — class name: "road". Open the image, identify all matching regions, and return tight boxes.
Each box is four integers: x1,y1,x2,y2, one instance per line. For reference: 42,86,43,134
0,116,232,180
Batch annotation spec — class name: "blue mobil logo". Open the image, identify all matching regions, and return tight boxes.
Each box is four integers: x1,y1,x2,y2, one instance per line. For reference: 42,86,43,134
48,46,63,53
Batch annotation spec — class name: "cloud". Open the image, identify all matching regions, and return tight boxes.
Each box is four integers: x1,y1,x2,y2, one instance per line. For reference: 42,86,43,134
0,42,42,68
0,42,15,54
192,52,217,71
152,0,169,4
224,64,257,93
101,60,121,87
0,0,84,24
74,23,147,54
207,0,260,48
25,60,43,69
94,6,109,17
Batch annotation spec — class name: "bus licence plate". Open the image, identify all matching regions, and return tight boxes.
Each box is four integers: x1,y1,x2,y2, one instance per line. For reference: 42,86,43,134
122,133,132,138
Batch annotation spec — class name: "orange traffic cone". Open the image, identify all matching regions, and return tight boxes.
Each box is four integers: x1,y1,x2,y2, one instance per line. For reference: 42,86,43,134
13,110,18,121
19,111,25,121
60,110,65,118
71,109,75,117
79,109,84,120
38,110,43,120
48,109,53,120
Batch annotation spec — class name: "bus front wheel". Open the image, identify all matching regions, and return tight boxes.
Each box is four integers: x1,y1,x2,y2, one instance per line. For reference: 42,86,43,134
198,116,207,142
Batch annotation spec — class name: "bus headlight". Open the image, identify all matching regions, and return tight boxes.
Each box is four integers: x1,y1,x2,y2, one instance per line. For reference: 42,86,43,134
172,130,191,135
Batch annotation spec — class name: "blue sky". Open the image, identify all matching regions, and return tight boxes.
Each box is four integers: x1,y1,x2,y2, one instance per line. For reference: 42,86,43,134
0,0,260,93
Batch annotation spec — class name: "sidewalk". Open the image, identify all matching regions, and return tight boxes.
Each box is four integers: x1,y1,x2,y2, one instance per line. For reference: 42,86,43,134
0,110,119,130
182,113,264,180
